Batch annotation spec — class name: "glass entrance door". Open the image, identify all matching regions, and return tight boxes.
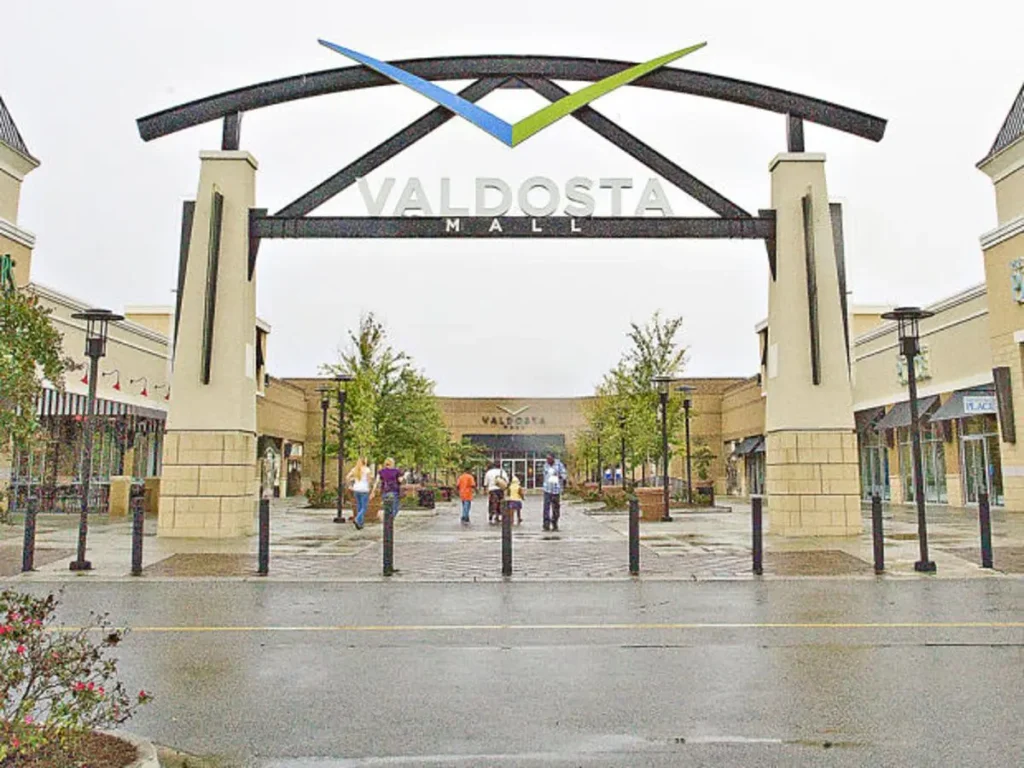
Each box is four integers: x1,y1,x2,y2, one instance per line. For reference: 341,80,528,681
500,459,527,487
963,435,1004,505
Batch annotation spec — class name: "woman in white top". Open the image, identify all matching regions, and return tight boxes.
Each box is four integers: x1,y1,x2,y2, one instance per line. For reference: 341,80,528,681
347,456,372,529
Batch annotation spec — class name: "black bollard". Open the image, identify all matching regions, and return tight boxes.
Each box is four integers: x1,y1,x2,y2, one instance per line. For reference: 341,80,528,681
257,498,270,576
752,496,763,575
628,497,640,575
383,504,394,577
871,493,885,573
131,498,145,576
978,491,994,569
21,507,37,573
502,502,512,577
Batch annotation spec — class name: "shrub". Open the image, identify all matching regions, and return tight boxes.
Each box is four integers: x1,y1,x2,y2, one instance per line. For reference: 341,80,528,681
0,589,152,764
601,489,630,510
305,486,337,508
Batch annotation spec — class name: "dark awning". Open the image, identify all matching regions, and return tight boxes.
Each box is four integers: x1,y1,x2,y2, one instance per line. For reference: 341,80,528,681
855,406,886,433
734,436,764,456
463,434,566,454
874,396,939,430
930,386,997,422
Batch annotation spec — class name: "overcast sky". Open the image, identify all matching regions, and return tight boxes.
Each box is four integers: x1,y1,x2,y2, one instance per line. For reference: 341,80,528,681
4,1,1022,396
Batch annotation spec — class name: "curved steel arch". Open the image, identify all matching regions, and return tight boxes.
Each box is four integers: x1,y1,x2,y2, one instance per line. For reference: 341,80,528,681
136,55,886,142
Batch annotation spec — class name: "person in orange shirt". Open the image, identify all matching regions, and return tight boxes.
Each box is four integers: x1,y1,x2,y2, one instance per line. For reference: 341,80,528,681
456,468,477,524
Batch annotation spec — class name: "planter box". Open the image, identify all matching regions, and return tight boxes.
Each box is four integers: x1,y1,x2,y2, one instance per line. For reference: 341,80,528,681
635,487,666,521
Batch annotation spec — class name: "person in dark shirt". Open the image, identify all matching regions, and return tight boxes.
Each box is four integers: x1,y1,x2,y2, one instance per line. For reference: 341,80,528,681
373,457,403,520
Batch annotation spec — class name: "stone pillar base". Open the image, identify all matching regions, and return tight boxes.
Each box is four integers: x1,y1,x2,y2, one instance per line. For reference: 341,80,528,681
158,430,257,538
766,430,863,536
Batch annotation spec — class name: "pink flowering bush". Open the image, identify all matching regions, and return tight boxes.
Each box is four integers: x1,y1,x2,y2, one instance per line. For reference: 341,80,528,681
0,589,152,763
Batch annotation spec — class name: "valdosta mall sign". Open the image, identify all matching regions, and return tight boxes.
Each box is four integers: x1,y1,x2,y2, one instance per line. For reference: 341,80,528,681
137,39,885,247
358,176,676,232
322,40,701,235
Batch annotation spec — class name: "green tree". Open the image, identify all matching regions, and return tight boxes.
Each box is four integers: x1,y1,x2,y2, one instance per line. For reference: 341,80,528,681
586,311,690,480
0,281,71,518
445,437,489,476
321,313,448,471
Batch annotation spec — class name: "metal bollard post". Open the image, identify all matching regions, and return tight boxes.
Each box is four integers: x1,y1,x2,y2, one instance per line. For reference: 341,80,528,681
502,502,512,577
978,491,993,569
257,498,270,576
131,498,145,576
22,507,37,573
752,496,763,575
628,497,640,575
383,504,395,577
871,493,884,573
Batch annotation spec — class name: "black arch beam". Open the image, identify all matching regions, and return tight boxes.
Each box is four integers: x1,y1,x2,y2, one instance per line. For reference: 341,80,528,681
137,56,886,143
521,77,748,218
250,215,775,239
276,77,507,218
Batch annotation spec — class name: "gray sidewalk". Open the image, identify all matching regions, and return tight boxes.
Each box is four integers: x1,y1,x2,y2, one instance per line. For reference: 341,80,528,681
2,493,1022,582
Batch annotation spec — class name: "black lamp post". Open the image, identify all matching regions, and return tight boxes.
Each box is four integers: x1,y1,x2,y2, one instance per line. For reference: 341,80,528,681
618,411,627,489
652,375,674,522
69,308,123,571
317,386,330,496
882,306,936,573
676,385,695,504
596,422,603,494
333,374,354,523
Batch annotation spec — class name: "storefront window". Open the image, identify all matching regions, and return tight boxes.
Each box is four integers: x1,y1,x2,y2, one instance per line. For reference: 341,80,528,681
960,415,1004,506
858,430,890,500
897,422,947,503
745,453,765,495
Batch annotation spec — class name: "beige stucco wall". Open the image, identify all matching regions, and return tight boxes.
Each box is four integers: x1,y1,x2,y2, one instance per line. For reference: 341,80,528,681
0,168,20,224
995,167,1024,224
852,286,992,410
0,142,37,223
257,377,308,444
31,284,172,414
124,308,172,338
982,229,1024,509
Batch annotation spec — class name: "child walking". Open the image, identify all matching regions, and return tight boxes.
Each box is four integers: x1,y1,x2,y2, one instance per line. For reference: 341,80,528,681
505,474,524,525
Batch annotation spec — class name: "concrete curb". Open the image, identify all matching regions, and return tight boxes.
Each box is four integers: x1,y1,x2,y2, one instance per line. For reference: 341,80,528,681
100,730,160,768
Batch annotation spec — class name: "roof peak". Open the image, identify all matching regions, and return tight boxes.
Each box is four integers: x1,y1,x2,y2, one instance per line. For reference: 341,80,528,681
985,82,1024,161
0,94,34,160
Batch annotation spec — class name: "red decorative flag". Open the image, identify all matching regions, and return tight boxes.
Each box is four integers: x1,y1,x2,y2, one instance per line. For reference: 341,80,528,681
141,387,148,397
80,373,88,385
113,380,121,391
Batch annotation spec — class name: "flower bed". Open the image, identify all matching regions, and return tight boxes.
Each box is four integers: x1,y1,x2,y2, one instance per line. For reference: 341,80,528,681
1,589,152,767
1,728,139,768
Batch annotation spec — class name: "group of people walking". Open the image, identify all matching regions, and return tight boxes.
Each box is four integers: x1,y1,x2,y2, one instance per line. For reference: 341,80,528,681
456,454,567,531
339,453,568,531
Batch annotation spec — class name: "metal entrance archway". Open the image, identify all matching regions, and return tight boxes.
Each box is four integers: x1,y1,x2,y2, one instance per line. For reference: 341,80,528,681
139,49,886,541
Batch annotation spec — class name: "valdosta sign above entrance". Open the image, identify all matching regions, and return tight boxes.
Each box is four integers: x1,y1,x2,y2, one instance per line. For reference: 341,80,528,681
358,176,676,221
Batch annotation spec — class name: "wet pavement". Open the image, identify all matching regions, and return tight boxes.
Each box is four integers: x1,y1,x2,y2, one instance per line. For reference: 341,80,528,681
2,578,1020,767
2,493,1023,582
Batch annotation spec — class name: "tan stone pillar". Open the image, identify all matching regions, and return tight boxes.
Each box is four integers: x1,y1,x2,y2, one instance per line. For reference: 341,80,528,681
764,153,862,536
158,151,258,538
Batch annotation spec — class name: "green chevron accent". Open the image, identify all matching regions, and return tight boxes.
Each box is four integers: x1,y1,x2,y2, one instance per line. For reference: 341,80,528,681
510,42,706,146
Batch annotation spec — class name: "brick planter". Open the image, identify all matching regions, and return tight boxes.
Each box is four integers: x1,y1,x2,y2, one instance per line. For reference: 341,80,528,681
635,487,667,521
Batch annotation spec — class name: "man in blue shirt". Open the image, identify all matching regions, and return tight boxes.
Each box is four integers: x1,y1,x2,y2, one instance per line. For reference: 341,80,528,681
542,453,567,531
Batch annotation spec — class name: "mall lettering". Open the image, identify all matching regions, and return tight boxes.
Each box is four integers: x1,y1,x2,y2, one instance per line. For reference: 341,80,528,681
482,415,547,430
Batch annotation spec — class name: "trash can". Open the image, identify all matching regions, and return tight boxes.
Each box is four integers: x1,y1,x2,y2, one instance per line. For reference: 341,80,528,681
417,488,436,509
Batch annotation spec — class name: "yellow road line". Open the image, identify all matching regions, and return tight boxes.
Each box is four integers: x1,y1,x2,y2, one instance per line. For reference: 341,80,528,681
55,620,1024,633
